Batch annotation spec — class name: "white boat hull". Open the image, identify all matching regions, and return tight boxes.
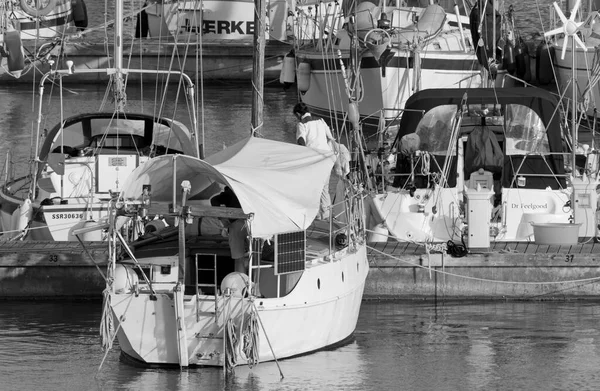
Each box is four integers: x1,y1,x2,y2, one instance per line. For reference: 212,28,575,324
111,245,368,366
299,50,486,131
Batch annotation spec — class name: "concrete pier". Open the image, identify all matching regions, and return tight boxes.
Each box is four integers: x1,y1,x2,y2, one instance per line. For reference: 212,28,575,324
0,241,108,298
2,239,600,300
366,241,600,300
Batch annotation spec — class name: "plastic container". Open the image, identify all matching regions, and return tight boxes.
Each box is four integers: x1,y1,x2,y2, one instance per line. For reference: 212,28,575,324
531,223,581,245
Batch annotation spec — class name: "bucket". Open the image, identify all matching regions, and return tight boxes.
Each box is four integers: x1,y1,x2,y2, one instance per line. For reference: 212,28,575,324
531,223,581,245
368,223,388,243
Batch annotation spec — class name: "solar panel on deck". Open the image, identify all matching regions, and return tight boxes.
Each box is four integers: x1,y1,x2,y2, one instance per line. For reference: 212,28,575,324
274,231,306,275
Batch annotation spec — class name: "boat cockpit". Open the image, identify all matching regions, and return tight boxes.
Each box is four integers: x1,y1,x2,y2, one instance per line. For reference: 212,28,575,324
373,88,596,244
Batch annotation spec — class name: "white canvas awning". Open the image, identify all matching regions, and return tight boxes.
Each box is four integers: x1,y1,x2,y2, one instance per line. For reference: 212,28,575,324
120,136,335,238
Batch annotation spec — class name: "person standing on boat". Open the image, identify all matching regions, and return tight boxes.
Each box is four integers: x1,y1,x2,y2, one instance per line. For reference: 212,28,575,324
211,187,250,275
293,102,335,220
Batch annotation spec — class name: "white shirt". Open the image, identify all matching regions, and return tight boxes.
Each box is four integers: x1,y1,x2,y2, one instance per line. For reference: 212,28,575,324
296,114,334,153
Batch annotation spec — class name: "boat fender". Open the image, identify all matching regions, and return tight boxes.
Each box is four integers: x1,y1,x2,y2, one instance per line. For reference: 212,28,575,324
502,40,516,74
469,4,487,69
135,6,149,38
496,37,505,63
279,51,296,86
221,272,250,297
536,39,555,85
348,101,360,131
71,0,89,30
515,38,531,82
20,0,57,18
114,264,139,294
3,31,25,78
11,198,32,234
296,62,311,94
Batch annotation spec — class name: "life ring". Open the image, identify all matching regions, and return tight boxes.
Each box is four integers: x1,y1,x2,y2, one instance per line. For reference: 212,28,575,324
20,0,57,18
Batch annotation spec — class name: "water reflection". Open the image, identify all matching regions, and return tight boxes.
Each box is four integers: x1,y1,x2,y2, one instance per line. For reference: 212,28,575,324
4,301,600,389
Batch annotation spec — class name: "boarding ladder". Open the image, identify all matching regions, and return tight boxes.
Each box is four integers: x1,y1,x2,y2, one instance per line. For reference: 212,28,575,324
195,253,218,321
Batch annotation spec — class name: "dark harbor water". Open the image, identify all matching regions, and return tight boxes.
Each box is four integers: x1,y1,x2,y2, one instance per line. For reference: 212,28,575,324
2,300,600,390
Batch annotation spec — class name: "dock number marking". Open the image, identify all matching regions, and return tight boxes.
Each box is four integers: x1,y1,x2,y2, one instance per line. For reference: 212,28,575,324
565,254,574,263
49,254,58,263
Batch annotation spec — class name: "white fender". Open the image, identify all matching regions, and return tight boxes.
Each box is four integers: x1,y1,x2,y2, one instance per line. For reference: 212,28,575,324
20,0,57,18
279,52,296,84
296,62,311,93
348,101,360,131
114,264,139,294
12,198,32,233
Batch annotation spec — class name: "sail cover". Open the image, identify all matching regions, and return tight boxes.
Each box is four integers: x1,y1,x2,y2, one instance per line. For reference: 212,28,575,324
120,136,335,238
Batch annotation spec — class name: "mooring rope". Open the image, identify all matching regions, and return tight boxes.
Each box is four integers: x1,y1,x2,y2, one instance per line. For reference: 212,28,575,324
97,292,134,375
252,301,284,379
224,317,238,372
99,285,114,352
242,308,260,368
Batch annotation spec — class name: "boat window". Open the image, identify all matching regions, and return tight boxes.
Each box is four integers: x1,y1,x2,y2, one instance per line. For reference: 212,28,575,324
414,105,457,154
55,121,86,148
90,118,145,137
504,104,549,154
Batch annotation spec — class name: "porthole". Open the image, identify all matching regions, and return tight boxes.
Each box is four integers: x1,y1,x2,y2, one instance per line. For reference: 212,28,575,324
342,272,345,282
317,278,321,289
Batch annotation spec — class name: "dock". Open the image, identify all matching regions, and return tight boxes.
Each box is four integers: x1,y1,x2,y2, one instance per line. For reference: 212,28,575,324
366,240,600,301
0,241,108,298
2,237,600,300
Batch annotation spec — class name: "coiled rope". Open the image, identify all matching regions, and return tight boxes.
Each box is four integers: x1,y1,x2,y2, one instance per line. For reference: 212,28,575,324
224,317,238,372
446,238,468,258
242,309,260,368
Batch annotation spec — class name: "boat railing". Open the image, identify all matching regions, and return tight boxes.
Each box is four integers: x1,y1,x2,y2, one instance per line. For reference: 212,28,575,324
501,73,538,89
32,65,200,197
374,149,576,193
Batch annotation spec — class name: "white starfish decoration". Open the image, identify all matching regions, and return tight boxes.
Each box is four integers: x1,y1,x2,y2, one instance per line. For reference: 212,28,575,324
544,0,587,60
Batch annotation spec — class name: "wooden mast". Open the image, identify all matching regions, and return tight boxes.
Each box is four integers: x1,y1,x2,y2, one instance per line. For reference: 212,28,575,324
251,0,266,135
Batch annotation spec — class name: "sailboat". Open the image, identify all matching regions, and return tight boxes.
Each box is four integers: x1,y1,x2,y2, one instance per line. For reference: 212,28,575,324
0,0,200,242
93,0,369,368
1,0,292,84
290,0,524,136
366,1,600,254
